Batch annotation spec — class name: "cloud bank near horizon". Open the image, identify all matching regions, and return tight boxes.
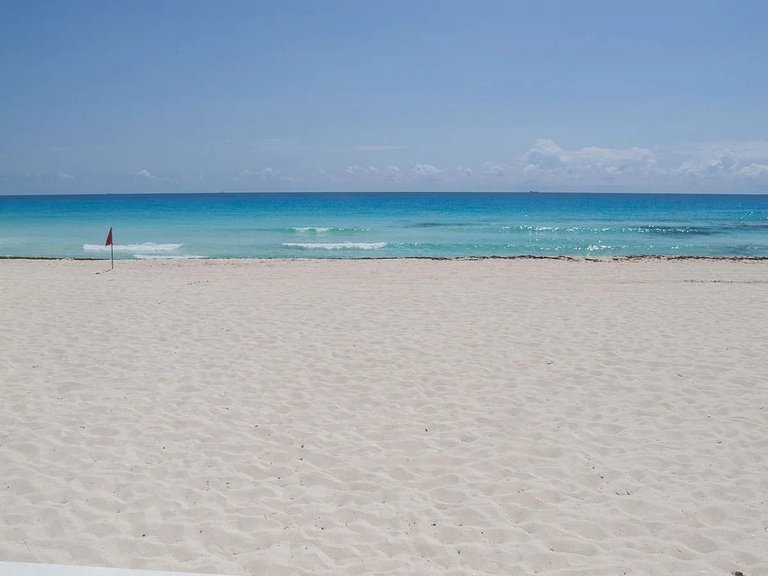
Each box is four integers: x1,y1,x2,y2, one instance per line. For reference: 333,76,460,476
2,138,767,194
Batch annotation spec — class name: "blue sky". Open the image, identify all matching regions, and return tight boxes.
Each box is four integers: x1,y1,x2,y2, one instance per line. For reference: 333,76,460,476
1,0,767,193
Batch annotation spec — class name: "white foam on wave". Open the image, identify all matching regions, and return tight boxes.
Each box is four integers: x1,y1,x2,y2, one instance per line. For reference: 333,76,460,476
133,254,204,260
83,243,183,253
282,242,387,250
292,227,332,233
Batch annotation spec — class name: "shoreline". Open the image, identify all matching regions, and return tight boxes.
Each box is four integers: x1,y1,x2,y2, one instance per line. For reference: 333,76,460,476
3,254,768,262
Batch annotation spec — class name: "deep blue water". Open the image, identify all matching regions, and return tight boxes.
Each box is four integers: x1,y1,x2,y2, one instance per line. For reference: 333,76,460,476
1,192,768,259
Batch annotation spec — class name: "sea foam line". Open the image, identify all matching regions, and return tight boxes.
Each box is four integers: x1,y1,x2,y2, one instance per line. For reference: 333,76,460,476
133,254,204,260
83,242,182,253
282,242,387,250
290,227,366,234
292,227,332,233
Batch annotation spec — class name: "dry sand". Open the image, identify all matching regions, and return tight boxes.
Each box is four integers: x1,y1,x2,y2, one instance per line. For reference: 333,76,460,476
1,258,767,575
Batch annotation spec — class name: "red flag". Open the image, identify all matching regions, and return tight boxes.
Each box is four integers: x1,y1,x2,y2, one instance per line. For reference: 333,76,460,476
105,227,113,246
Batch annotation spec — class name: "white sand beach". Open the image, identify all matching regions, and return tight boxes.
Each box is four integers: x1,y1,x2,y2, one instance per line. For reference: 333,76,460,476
0,560,224,576
1,258,767,575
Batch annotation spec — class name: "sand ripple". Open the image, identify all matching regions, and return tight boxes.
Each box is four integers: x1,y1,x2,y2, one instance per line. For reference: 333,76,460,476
1,258,767,575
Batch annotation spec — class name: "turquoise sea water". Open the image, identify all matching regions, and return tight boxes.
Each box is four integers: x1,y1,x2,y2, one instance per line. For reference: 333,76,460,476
1,192,768,259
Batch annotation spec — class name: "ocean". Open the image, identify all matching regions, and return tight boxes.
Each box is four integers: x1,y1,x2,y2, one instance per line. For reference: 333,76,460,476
1,192,768,259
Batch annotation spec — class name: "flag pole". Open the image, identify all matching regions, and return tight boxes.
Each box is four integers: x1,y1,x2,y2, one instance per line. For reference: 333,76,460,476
105,226,114,270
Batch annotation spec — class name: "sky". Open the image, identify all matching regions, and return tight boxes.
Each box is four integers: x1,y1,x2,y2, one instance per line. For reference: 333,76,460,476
1,0,767,194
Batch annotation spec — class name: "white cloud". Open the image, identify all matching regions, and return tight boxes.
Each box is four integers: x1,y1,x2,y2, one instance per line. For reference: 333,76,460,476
670,140,768,180
511,138,768,190
58,172,74,179
410,163,441,177
332,163,476,190
345,165,380,176
243,167,279,177
737,163,768,178
132,169,154,179
482,162,511,176
341,165,403,183
154,138,767,193
673,140,768,159
674,157,735,178
520,139,656,179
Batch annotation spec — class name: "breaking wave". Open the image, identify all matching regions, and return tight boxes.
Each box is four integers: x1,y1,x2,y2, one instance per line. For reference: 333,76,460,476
83,242,182,253
282,242,387,250
133,254,204,260
289,227,366,235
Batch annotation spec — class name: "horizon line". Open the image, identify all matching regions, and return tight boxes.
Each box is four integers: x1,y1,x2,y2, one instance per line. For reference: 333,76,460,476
2,190,768,198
